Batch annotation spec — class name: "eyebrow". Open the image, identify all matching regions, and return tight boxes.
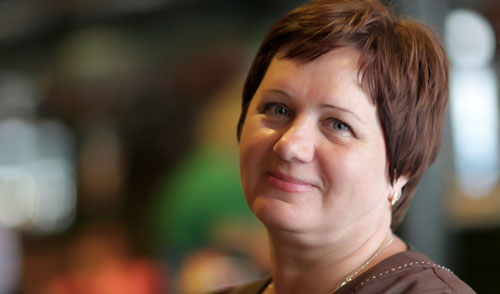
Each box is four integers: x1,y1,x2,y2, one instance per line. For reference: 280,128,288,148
263,88,364,123
319,103,363,123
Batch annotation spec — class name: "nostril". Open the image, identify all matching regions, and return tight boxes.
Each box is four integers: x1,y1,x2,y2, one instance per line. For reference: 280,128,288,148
273,132,314,163
272,136,287,159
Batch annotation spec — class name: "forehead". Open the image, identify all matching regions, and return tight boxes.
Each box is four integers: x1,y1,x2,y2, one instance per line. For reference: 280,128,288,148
266,47,360,84
261,46,377,105
279,46,361,73
259,47,370,103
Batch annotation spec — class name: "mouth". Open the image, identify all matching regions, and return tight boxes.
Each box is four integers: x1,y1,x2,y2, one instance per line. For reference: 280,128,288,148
266,171,316,193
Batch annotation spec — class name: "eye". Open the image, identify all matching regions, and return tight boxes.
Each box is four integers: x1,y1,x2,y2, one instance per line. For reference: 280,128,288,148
264,102,291,117
329,119,351,133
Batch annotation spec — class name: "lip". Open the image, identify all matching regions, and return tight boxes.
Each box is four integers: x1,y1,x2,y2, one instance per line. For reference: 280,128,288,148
266,171,316,193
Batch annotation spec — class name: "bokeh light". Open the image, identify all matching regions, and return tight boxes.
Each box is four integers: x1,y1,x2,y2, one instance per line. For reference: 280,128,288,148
446,9,499,197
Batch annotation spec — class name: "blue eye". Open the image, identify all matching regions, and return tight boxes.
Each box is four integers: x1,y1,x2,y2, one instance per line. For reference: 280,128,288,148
332,120,349,131
273,104,288,116
265,103,291,117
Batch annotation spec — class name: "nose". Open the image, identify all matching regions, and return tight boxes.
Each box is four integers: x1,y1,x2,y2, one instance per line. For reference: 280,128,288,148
273,117,316,163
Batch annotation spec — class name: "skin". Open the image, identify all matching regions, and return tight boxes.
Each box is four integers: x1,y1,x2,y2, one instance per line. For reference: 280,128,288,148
239,47,407,294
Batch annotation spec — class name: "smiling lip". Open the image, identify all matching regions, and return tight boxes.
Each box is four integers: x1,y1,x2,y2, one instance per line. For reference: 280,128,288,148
266,171,316,193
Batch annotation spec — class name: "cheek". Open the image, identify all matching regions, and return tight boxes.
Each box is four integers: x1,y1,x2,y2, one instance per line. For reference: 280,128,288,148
367,140,391,185
356,146,392,202
240,116,277,158
239,120,274,192
320,143,390,201
319,148,361,191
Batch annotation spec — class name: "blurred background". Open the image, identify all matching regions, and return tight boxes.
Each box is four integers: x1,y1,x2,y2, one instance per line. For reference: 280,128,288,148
0,0,499,293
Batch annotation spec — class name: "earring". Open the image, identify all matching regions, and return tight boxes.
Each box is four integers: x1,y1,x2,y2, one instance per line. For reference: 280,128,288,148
391,191,401,206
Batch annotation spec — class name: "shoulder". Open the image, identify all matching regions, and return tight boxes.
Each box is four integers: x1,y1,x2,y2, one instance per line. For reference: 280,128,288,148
339,251,476,294
208,277,271,294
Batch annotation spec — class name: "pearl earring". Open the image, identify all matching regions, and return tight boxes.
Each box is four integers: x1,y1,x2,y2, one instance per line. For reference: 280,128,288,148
391,191,401,206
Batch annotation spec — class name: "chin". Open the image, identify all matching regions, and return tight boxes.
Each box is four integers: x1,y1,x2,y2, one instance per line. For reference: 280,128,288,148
250,196,316,233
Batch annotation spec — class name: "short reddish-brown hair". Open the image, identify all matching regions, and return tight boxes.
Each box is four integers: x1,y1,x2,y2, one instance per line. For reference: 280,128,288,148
237,0,449,229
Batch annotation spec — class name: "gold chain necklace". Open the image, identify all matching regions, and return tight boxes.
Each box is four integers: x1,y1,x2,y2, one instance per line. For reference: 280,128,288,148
334,235,394,291
262,235,395,294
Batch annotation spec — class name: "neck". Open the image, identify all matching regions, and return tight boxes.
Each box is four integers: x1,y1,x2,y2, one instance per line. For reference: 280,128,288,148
266,224,399,294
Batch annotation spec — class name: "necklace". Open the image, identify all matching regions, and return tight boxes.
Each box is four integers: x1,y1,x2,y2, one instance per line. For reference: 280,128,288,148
262,235,395,294
334,235,394,291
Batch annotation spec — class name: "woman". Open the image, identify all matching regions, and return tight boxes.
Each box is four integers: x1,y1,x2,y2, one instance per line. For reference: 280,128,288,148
221,0,475,293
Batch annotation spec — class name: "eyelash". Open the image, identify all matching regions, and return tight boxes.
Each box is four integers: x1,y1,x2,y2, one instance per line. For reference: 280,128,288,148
263,102,292,117
262,102,352,134
329,119,351,132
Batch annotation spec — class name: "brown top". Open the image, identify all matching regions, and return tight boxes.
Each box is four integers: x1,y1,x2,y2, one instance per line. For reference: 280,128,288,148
213,250,476,294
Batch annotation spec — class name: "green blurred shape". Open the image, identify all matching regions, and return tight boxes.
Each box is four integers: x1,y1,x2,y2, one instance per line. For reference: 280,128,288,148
151,148,254,256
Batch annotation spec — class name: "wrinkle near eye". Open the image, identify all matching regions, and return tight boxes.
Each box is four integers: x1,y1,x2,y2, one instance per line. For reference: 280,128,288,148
320,117,356,142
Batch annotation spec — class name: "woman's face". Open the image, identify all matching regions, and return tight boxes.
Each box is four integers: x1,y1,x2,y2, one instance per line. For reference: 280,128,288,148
239,47,402,237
